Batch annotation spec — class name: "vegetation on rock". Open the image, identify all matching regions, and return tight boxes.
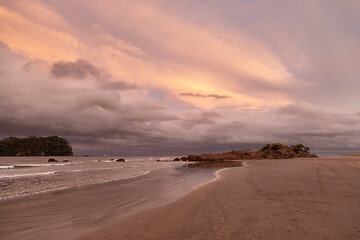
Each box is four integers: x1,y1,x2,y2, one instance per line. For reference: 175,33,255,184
0,136,73,156
176,143,318,162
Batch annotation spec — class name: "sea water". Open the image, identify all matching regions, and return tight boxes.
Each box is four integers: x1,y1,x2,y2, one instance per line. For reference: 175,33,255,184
0,156,183,200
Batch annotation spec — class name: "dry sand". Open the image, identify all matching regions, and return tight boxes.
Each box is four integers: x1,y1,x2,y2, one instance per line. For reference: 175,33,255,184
78,156,360,240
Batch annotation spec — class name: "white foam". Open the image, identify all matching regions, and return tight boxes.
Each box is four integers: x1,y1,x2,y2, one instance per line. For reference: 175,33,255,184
13,163,70,167
0,165,15,169
65,169,84,173
0,171,58,179
63,167,124,173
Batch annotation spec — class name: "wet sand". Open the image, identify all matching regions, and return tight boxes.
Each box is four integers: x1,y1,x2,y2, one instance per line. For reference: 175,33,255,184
79,157,360,240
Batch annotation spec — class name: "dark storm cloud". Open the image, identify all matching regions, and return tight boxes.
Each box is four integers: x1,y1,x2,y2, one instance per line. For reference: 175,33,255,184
0,44,179,154
51,59,110,80
179,92,231,100
50,59,140,91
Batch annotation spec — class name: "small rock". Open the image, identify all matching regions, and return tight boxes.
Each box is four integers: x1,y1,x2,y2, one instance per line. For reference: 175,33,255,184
48,158,58,162
116,158,125,162
63,160,69,162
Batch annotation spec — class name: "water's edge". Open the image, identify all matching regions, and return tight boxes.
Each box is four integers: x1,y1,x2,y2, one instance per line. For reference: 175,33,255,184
0,165,218,240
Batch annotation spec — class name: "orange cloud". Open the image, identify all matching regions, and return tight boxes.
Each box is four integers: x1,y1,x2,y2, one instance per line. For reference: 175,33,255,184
0,0,294,110
0,5,78,61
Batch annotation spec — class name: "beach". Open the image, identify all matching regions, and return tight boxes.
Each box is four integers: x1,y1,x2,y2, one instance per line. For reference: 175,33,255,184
78,156,360,240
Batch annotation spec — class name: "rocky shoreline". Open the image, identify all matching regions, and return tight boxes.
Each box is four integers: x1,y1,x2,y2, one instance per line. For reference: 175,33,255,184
174,143,318,162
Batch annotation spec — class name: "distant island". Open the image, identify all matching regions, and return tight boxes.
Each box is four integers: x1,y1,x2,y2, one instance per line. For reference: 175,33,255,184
0,136,73,156
175,143,318,162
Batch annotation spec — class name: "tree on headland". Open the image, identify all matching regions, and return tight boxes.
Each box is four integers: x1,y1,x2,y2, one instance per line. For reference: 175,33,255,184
0,136,73,156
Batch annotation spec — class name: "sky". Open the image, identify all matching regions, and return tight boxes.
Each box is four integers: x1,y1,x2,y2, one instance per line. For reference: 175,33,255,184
0,0,360,156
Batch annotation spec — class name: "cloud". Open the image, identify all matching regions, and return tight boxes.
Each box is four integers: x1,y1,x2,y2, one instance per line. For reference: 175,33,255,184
1,41,360,156
179,111,220,128
0,0,294,109
51,59,110,80
50,59,140,91
0,3,78,61
1,1,360,155
0,42,178,153
75,91,121,111
2,0,360,111
98,80,139,90
276,104,325,118
179,92,231,100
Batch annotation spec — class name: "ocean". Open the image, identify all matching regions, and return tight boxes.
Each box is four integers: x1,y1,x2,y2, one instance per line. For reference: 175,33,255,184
0,156,217,240
0,155,182,200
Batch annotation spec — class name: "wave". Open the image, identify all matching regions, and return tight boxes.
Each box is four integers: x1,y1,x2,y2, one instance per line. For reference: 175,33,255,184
0,171,58,179
0,163,73,169
63,167,124,173
16,163,71,167
0,166,129,179
0,170,151,200
0,165,15,169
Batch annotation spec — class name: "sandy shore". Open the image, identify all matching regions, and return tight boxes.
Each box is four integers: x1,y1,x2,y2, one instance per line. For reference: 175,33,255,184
78,156,360,240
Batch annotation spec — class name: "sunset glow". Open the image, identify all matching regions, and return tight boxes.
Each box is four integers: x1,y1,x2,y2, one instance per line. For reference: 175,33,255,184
1,0,359,155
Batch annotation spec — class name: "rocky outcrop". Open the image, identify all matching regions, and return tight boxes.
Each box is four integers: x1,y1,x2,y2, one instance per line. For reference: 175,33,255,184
175,143,319,162
48,158,58,162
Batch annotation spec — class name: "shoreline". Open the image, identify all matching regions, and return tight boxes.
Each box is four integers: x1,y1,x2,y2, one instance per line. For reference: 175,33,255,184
0,165,218,240
0,157,186,201
78,156,360,240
